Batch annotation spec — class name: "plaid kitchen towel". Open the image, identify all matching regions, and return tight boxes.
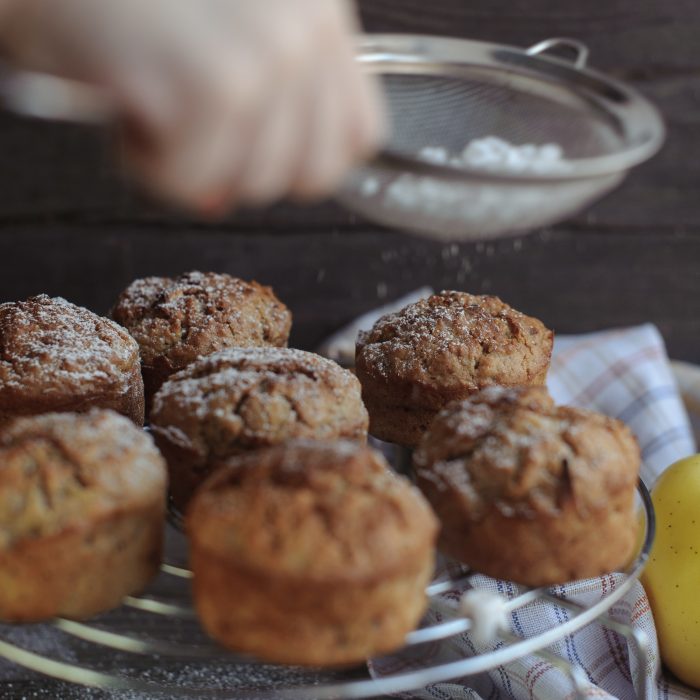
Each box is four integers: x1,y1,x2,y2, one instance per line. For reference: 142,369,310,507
369,323,699,700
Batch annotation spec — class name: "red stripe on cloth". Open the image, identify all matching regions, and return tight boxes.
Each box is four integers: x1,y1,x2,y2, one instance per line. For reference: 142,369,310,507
525,660,548,686
527,661,553,699
631,601,651,624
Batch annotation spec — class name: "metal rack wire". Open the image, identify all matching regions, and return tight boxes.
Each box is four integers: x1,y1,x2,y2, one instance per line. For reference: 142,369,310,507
0,479,654,699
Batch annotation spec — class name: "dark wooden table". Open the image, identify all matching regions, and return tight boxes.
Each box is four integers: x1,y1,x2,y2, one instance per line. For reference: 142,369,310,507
0,1,698,697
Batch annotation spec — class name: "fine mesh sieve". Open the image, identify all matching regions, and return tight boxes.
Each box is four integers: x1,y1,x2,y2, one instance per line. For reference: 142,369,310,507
0,35,665,240
338,35,665,239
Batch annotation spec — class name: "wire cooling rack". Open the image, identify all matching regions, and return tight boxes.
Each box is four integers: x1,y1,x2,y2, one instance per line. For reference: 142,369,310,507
0,479,655,699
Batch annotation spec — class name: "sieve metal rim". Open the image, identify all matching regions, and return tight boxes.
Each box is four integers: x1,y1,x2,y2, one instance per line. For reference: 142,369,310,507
359,34,666,183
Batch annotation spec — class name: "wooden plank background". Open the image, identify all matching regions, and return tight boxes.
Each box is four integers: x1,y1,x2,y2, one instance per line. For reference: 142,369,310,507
1,0,699,363
0,1,698,696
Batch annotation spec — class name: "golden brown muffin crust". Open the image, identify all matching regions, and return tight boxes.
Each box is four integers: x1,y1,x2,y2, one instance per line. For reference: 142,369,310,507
188,440,438,665
414,386,639,520
111,271,291,370
151,347,369,466
0,410,167,547
188,440,438,583
0,295,141,415
356,291,553,410
414,386,641,584
0,410,167,621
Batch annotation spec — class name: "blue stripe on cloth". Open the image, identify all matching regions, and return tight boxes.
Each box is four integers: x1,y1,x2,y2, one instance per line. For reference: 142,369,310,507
554,601,591,684
616,385,678,423
493,642,517,700
552,585,593,683
506,581,527,639
641,426,691,462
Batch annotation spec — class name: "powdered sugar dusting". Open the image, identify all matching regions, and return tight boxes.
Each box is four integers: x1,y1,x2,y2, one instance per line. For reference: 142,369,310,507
111,272,291,367
415,385,638,519
356,291,549,390
151,348,368,464
0,295,138,398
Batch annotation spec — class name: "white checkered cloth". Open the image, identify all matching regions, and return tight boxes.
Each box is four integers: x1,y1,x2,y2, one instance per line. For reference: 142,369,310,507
368,323,700,700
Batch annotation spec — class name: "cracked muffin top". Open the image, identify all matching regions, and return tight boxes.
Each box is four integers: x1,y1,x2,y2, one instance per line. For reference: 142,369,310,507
355,291,553,408
414,386,640,520
150,348,368,466
187,440,438,581
111,271,291,371
0,295,140,408
0,410,167,548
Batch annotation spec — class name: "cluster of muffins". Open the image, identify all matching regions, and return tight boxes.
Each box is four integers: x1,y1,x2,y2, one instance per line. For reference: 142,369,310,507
0,277,641,666
0,272,437,666
355,290,640,587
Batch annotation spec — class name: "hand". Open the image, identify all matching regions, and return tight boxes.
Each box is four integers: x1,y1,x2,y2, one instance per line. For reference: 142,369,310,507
0,0,385,213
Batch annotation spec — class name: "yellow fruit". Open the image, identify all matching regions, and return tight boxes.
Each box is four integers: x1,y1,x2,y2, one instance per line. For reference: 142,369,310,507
642,455,700,688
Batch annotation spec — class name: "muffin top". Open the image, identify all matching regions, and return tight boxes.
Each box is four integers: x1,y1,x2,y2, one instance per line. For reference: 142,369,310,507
355,291,553,407
111,271,291,370
414,386,640,520
187,440,438,581
150,348,368,465
0,295,140,409
0,410,167,548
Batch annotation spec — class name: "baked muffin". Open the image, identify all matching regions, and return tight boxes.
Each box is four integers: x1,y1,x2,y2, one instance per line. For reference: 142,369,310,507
187,440,438,666
0,295,144,425
414,386,640,585
0,410,167,621
355,291,553,447
111,271,292,409
150,347,368,509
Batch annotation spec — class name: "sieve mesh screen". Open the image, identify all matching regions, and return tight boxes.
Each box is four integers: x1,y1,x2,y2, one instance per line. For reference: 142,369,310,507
381,72,624,161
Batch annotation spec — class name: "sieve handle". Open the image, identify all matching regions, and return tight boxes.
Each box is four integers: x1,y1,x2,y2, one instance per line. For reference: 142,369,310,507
0,37,593,125
525,38,589,70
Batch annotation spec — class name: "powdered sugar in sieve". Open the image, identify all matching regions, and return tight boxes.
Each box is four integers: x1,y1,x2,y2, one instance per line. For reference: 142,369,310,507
351,136,588,241
419,137,571,175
